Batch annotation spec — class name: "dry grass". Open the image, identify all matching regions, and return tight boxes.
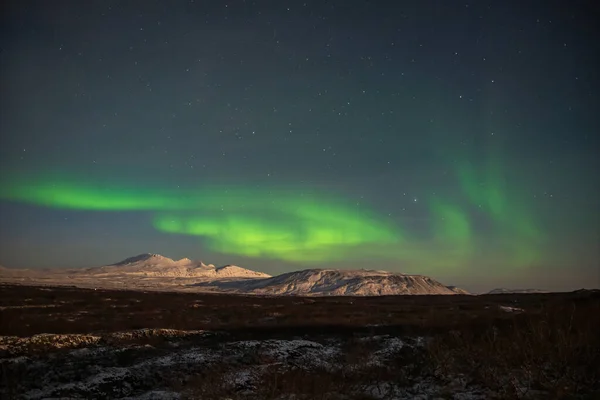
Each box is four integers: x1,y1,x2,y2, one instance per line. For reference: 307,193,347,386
2,284,588,338
428,297,600,399
1,284,599,399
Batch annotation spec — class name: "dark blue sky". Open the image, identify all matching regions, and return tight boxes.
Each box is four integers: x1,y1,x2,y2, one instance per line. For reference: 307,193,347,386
1,0,598,292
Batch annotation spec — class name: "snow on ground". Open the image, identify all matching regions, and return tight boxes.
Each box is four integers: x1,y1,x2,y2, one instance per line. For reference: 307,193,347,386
1,331,495,399
0,329,209,356
498,305,525,313
20,344,216,399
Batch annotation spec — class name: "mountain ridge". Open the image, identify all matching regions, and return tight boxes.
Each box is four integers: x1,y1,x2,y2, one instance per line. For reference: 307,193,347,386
487,288,549,294
86,253,269,279
0,254,468,296
194,268,466,296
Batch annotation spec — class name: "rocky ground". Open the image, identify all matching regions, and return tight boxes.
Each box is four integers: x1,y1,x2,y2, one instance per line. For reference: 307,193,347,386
1,284,599,399
2,329,487,400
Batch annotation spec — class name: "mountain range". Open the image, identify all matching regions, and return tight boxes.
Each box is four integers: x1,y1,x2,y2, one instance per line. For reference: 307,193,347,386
194,268,461,296
486,288,549,294
0,253,469,296
83,253,270,279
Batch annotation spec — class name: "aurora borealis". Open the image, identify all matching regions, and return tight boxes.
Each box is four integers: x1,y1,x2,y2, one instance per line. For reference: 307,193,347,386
0,164,539,267
1,1,598,291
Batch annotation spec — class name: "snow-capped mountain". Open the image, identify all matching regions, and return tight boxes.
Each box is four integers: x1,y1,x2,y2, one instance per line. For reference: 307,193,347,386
213,265,271,279
197,268,464,296
0,265,38,277
82,253,271,279
447,285,470,295
0,255,468,296
487,288,548,294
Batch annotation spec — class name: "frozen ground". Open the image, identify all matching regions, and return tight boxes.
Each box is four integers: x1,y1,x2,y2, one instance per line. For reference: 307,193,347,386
1,329,488,400
2,285,598,399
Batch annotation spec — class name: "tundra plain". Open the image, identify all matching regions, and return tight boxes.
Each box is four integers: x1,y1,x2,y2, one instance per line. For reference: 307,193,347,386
1,284,599,400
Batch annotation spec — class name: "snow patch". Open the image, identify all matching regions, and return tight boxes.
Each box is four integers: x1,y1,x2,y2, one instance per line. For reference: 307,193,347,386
498,305,525,313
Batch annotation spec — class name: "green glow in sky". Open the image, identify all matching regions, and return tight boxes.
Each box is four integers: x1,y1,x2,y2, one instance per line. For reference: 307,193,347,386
0,165,543,267
429,199,472,259
0,174,401,263
153,210,399,262
457,158,544,266
1,180,185,210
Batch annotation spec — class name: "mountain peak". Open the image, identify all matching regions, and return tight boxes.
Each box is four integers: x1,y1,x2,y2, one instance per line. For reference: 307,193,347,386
216,264,242,271
174,257,194,266
94,254,269,279
215,264,271,278
112,253,171,265
207,268,461,296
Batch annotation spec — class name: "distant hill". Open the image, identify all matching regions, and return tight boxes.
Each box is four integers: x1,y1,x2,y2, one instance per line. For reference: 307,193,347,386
81,253,271,279
487,288,549,294
195,268,466,296
0,255,467,296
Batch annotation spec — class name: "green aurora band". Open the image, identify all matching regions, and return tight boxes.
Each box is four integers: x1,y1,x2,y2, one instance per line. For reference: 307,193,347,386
0,174,402,262
0,165,544,267
457,159,544,266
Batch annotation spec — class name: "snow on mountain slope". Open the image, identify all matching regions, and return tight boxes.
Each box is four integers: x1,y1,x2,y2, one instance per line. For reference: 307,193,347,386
0,265,41,278
447,285,470,295
83,253,271,279
487,288,548,294
202,268,462,296
109,253,210,269
214,265,271,279
0,256,468,296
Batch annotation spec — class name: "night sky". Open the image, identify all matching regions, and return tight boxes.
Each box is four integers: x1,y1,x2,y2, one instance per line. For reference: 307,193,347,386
1,0,598,292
